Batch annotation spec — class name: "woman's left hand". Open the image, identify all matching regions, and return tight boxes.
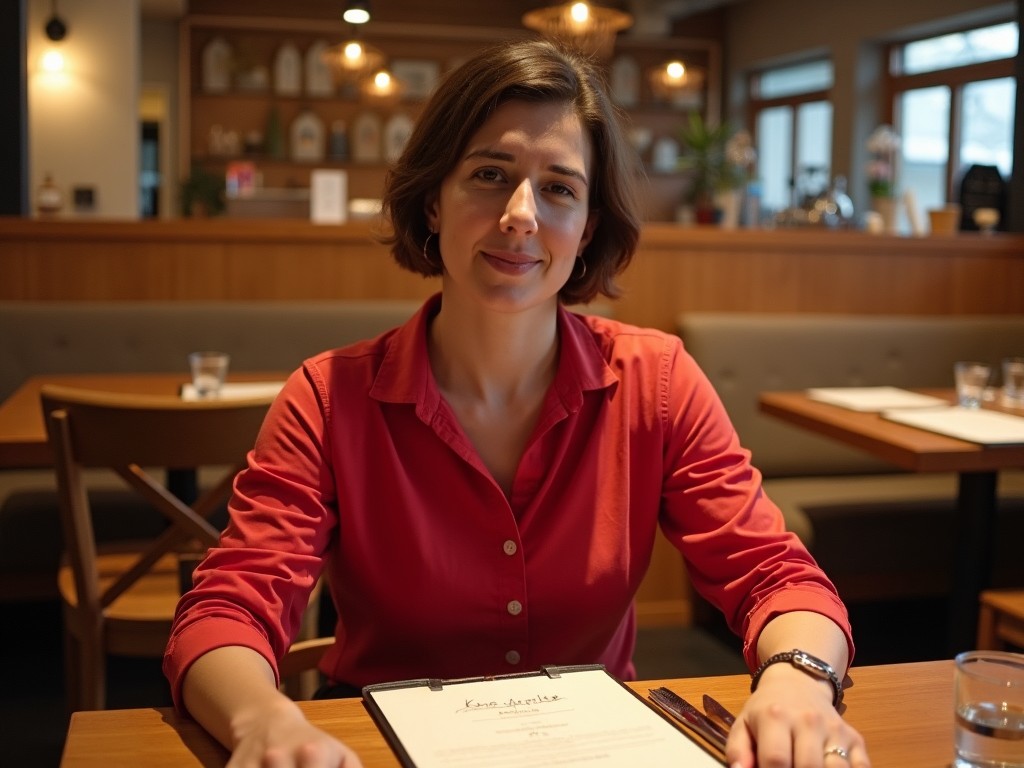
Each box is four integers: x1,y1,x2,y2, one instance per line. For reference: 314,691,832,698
723,664,871,768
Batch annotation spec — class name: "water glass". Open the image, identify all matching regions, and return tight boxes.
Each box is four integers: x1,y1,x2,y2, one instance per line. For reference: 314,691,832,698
188,351,230,398
954,650,1024,767
955,361,991,409
1003,357,1024,408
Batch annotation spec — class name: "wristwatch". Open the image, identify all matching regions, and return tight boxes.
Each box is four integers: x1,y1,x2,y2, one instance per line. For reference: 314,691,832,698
750,649,844,708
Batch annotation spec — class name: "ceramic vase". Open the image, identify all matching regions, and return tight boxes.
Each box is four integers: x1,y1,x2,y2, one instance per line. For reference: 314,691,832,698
871,196,899,234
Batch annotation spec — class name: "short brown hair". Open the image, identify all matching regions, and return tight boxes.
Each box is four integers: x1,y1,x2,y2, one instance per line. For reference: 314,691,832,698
380,39,642,304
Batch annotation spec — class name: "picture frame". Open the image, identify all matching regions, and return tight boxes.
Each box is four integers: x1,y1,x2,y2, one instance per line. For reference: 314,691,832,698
391,59,440,101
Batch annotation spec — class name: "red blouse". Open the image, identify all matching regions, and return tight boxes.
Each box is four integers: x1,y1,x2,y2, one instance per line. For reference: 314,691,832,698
164,295,851,708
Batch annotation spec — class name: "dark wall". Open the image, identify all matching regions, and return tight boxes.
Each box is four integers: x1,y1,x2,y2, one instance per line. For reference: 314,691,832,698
0,0,27,215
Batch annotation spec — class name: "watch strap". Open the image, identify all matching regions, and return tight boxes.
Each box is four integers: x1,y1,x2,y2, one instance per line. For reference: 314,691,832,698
750,649,843,708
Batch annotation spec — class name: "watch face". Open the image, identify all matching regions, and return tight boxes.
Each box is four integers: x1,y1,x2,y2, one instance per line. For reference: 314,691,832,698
794,651,832,676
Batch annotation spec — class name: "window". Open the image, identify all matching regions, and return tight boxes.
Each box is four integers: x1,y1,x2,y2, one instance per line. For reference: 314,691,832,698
749,59,834,214
888,21,1017,215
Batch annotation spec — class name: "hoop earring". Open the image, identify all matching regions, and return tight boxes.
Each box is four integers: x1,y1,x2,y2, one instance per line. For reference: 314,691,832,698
423,231,435,263
573,255,587,280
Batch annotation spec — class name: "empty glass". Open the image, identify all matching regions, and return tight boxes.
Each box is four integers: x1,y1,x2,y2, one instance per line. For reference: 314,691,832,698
954,361,991,409
1003,357,1024,408
188,351,230,398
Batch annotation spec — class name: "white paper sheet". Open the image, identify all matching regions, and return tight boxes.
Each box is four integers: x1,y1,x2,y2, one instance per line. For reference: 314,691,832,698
806,386,948,412
882,406,1024,445
363,667,723,768
180,381,284,401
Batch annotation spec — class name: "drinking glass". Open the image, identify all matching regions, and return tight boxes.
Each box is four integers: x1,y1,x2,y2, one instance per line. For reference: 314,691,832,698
188,351,230,398
955,362,991,409
954,650,1024,767
1003,357,1024,408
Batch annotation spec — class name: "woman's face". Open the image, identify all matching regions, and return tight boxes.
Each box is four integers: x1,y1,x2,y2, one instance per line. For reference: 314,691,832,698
427,99,597,313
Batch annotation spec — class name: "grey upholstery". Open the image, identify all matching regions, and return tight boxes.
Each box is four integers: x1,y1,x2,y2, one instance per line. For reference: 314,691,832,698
0,300,424,600
677,312,1024,601
0,298,612,601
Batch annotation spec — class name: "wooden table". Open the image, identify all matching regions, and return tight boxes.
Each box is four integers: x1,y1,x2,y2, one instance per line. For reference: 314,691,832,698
59,661,955,767
0,372,284,469
759,389,1024,653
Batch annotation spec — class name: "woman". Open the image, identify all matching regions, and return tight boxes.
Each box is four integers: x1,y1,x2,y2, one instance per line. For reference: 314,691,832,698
165,40,870,768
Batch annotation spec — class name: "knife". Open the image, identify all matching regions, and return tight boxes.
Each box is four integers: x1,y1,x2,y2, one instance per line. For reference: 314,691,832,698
702,693,737,728
648,687,729,751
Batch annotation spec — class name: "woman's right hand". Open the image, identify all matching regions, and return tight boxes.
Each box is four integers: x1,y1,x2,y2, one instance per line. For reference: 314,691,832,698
181,646,363,768
227,695,363,768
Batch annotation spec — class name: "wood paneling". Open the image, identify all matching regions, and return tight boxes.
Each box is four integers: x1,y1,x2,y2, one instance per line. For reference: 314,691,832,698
2,219,1021,329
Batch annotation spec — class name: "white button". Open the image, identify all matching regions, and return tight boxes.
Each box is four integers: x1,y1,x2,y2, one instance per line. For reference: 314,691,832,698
503,540,517,556
505,650,521,665
506,600,522,616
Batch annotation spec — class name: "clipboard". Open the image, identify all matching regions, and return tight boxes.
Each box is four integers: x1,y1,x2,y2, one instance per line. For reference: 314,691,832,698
361,664,725,767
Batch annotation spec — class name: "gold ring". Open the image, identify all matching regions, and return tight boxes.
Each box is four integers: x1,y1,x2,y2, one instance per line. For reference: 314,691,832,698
824,745,850,761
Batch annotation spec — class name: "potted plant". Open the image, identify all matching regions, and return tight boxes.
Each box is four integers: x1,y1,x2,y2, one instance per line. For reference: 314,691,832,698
678,112,750,225
865,124,900,232
180,165,225,217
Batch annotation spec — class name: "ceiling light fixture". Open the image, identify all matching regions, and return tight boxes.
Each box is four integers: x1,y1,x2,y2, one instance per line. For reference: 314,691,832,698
650,59,705,103
323,38,385,82
522,2,632,60
44,0,67,41
361,67,402,101
343,1,371,25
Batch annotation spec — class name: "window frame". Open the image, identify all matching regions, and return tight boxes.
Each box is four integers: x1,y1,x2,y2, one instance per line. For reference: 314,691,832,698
884,27,1015,201
747,61,833,207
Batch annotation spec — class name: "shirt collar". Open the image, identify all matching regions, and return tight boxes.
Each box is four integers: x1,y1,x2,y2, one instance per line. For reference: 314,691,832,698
370,293,619,413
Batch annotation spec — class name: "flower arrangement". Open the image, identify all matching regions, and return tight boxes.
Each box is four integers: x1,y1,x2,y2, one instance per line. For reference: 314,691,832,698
866,124,900,199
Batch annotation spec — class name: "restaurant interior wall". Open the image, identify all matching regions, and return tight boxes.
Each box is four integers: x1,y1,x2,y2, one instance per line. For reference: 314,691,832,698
720,0,1016,214
18,0,1019,222
26,0,140,219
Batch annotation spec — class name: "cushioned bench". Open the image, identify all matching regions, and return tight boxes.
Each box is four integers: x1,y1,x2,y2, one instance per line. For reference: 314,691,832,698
0,300,425,600
677,312,1024,603
0,298,612,602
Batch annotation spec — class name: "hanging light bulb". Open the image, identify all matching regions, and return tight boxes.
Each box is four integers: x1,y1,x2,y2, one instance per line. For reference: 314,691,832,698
650,59,705,103
522,2,633,60
322,38,385,85
362,67,402,100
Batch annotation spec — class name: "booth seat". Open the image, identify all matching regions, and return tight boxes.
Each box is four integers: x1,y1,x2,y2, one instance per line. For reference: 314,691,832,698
677,312,1024,604
0,299,611,602
0,300,425,600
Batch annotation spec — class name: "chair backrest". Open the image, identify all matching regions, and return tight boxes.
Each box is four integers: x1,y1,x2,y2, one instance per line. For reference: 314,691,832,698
40,384,273,622
279,636,336,699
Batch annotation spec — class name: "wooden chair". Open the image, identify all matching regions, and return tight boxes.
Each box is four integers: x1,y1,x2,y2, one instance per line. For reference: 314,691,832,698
977,589,1024,650
279,635,336,700
41,384,276,712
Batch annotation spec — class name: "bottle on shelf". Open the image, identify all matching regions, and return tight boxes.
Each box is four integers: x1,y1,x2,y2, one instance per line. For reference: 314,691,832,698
36,173,63,216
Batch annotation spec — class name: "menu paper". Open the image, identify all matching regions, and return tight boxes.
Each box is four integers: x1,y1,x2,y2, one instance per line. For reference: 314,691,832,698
806,386,948,412
362,665,724,768
882,406,1024,445
179,381,285,401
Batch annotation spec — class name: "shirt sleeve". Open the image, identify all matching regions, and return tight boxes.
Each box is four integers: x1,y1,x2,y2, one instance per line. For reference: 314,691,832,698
163,364,335,710
655,337,853,672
